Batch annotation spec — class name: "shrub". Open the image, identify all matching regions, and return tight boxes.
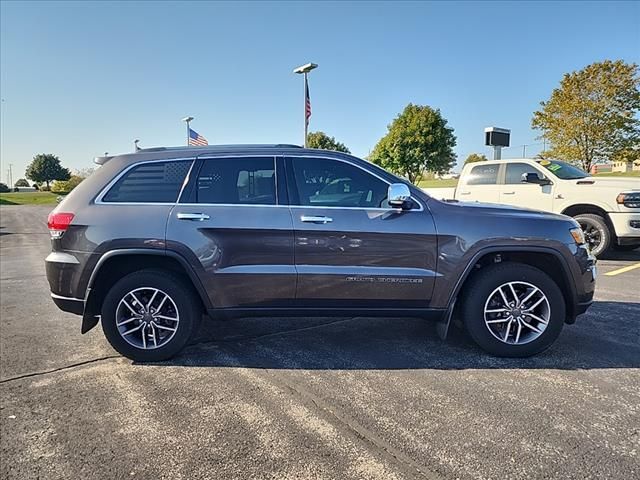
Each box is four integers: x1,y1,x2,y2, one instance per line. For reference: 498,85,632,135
0,182,10,193
51,175,84,194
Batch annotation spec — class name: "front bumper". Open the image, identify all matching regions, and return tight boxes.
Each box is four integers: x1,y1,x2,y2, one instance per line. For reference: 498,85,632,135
608,212,640,243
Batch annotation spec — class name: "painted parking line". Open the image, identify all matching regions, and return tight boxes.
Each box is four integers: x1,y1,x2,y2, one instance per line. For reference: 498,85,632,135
604,262,640,276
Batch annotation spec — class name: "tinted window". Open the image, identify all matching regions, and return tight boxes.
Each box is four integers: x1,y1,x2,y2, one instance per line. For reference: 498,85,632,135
505,163,546,184
467,164,499,185
102,161,191,203
291,157,388,208
196,157,276,205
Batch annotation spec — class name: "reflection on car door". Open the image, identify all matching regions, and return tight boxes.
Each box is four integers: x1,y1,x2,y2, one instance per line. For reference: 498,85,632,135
286,155,438,309
166,155,295,309
500,162,554,211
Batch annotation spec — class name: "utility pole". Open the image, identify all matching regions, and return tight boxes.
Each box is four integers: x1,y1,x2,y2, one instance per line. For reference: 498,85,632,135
8,163,13,188
522,145,527,158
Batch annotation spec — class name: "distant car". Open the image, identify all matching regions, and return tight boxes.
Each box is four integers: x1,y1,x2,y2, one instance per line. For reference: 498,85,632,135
46,145,595,361
455,159,640,256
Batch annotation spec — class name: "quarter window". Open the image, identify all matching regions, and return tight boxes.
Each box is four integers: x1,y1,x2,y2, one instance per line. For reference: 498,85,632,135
291,157,388,208
505,163,546,184
467,164,499,185
102,160,192,203
196,157,276,205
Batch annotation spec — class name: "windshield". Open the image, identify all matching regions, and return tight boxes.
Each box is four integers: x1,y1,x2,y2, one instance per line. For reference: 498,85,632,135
536,160,590,180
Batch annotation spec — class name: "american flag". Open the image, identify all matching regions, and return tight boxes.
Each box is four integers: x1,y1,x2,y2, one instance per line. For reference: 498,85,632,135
189,128,208,146
305,81,311,126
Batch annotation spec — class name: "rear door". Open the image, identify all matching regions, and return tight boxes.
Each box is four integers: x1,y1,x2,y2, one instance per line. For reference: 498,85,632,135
286,155,438,309
500,162,554,211
456,163,501,203
166,155,295,309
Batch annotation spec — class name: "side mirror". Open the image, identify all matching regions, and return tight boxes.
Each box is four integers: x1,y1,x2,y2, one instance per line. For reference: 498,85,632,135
522,172,551,185
388,183,412,209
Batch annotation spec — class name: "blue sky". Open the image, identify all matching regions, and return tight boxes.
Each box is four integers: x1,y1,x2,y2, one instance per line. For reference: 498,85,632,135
1,0,639,181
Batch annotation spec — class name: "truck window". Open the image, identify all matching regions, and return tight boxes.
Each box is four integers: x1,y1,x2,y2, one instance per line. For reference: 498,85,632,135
467,164,499,185
505,163,546,184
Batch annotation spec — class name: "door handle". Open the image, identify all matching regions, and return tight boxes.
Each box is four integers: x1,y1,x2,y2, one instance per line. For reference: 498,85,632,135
459,191,470,195
300,215,333,224
503,191,516,195
177,212,210,221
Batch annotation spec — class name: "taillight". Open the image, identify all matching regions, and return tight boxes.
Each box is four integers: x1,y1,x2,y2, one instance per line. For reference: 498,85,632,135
47,212,75,238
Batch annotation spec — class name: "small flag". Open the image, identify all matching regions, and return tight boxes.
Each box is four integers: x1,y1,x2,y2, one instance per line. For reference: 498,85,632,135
189,128,208,146
305,81,311,126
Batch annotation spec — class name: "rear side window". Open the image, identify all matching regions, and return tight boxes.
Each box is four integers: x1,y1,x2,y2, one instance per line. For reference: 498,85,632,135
102,160,192,203
505,163,546,184
467,164,499,185
196,157,276,205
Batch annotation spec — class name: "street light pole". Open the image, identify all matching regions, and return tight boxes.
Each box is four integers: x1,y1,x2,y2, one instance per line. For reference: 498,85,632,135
293,63,317,147
182,116,194,146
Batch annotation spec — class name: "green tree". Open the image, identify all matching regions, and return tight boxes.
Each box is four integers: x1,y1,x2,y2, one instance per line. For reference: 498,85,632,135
307,131,351,153
14,178,30,187
532,60,640,172
51,175,84,195
26,154,71,189
464,153,488,165
370,104,456,183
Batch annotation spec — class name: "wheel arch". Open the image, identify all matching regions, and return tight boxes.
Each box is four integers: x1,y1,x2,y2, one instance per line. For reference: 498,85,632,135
82,249,211,334
440,247,578,340
561,203,609,219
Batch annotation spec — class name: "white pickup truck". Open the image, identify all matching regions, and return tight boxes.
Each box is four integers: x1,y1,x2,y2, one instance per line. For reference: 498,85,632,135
453,158,640,256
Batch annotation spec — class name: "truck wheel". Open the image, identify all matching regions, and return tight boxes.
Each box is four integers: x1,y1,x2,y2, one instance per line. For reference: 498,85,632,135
461,262,566,357
573,213,610,257
101,269,201,362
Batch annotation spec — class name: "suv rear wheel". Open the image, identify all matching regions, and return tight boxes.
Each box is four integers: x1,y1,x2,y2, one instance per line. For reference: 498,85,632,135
461,262,566,357
101,269,201,362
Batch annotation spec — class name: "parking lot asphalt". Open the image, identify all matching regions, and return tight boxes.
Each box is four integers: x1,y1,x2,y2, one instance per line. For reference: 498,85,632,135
1,205,639,480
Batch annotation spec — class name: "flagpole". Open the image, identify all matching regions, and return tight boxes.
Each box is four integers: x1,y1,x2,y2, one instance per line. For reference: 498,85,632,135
303,72,308,148
293,63,317,148
182,116,194,146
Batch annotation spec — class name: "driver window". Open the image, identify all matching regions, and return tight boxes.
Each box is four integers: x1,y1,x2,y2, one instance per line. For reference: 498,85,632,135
291,157,388,208
505,163,546,184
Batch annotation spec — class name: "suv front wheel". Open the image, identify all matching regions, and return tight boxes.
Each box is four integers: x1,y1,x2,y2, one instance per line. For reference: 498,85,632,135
461,262,566,357
101,269,201,362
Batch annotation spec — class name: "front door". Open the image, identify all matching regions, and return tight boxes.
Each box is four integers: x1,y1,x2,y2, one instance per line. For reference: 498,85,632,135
166,155,295,309
286,156,438,309
499,162,554,211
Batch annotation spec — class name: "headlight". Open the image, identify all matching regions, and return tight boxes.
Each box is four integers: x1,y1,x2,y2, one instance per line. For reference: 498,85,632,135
616,191,640,208
570,227,586,245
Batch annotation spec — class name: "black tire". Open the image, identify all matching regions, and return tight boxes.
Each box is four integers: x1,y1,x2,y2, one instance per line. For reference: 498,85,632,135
461,262,566,357
101,269,201,362
573,213,610,257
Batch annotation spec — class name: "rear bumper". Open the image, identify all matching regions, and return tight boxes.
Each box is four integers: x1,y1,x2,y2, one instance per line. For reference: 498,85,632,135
51,293,84,315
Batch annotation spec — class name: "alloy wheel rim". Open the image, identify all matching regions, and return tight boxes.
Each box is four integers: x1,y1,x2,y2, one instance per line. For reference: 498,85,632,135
483,281,550,345
578,220,602,253
116,287,180,350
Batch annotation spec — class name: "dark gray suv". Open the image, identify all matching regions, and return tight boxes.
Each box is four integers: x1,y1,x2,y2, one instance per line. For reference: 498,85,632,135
46,145,596,361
